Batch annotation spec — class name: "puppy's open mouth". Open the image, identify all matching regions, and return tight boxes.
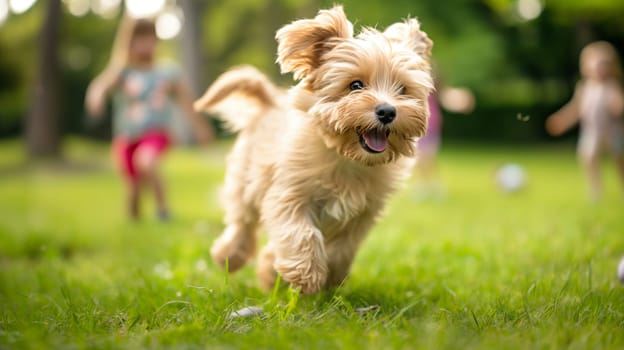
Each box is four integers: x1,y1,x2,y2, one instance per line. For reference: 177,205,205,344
358,128,390,153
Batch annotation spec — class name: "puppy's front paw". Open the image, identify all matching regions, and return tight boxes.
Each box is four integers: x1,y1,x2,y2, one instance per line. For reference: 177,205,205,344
274,258,328,294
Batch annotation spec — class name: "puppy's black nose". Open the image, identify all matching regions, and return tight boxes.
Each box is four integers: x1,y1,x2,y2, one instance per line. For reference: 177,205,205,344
375,103,396,124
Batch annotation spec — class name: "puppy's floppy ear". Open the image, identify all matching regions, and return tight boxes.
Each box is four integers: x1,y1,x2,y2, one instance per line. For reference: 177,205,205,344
384,18,432,60
276,5,353,80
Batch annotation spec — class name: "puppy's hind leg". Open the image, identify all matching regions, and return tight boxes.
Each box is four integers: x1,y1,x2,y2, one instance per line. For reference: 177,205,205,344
325,211,377,289
256,243,278,291
211,154,259,273
325,237,361,289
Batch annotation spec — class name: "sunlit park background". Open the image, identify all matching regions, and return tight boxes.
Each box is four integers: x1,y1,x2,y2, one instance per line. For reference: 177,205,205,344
1,0,624,349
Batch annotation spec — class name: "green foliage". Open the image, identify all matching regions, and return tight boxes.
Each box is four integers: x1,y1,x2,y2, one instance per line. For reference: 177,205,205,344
1,139,623,348
202,0,309,83
0,3,42,134
0,0,623,141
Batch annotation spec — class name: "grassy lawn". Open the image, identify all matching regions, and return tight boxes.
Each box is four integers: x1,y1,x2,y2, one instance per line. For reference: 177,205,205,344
1,138,623,349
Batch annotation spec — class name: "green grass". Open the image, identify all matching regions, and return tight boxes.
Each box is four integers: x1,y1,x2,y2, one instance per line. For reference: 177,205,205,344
1,138,623,349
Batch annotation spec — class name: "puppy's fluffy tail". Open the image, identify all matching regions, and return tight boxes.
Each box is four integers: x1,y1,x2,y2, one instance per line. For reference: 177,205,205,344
194,65,278,132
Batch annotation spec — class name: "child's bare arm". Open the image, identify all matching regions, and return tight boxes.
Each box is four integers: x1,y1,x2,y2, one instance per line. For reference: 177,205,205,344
85,66,122,118
546,84,582,136
608,81,624,117
174,80,215,144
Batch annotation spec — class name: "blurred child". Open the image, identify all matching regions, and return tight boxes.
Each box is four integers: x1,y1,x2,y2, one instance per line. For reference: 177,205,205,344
546,41,624,201
413,94,444,200
85,16,214,220
414,83,474,201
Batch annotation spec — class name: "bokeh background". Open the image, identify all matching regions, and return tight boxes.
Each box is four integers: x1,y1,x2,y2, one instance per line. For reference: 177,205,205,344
1,0,623,153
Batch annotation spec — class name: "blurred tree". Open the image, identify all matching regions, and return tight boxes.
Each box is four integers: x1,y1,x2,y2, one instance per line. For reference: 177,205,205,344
0,3,41,137
0,37,25,136
173,0,208,143
25,0,62,158
180,0,207,95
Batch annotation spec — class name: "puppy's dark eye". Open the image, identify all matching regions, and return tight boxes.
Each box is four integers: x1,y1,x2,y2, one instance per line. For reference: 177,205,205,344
399,86,407,95
349,80,364,91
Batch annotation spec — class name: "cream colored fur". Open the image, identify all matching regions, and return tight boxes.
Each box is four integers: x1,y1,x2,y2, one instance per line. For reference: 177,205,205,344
195,6,433,294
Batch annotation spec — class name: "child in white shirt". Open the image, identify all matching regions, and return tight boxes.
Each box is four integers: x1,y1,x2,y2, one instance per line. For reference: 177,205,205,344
546,41,624,201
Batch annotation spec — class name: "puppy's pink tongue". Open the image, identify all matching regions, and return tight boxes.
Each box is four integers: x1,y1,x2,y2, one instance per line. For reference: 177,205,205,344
363,129,388,152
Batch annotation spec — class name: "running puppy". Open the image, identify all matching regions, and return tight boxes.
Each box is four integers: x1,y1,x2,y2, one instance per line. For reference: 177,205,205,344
195,6,433,294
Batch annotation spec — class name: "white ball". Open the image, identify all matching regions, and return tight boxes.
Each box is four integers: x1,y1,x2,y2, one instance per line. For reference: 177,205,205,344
618,257,624,283
496,163,526,192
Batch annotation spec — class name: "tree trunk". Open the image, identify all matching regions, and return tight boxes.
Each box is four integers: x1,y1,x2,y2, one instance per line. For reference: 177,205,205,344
25,0,62,159
174,0,208,144
179,0,206,95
